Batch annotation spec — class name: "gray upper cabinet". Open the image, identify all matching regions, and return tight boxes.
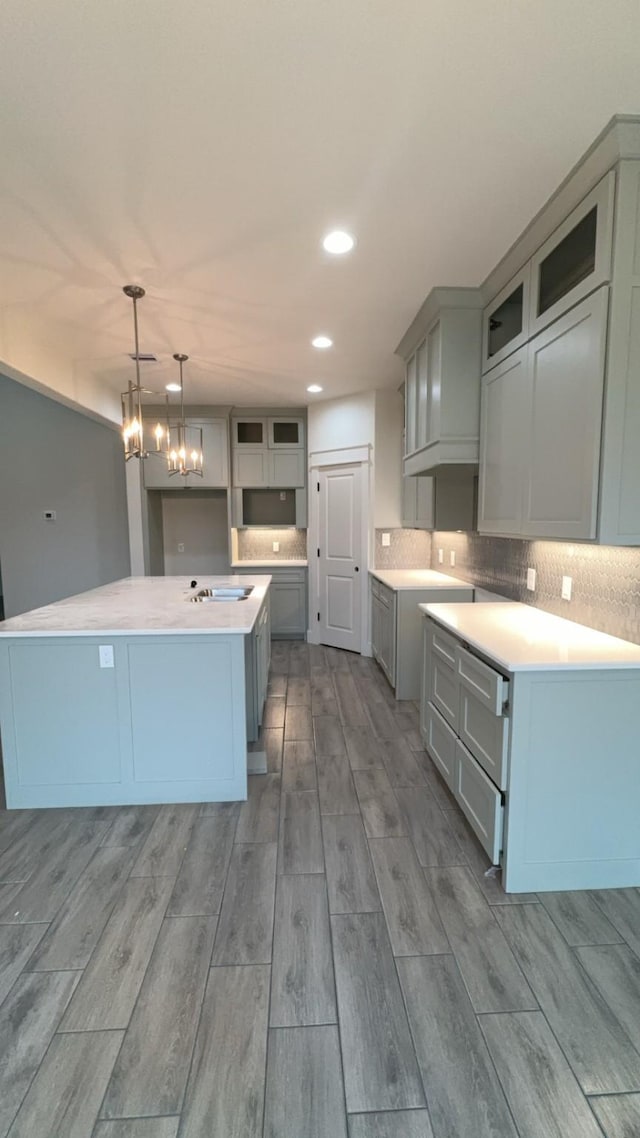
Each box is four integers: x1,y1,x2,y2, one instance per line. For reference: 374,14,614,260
143,418,229,489
479,291,608,540
268,417,305,449
233,417,267,447
522,287,608,540
478,348,528,535
231,411,306,489
397,288,483,475
401,473,435,530
528,172,615,338
481,265,531,374
478,119,640,544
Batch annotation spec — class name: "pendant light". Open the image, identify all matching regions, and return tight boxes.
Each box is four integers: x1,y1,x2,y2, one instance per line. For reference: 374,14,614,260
121,284,166,461
167,354,203,477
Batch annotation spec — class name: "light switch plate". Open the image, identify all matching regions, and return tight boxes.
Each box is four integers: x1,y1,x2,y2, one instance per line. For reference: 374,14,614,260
272,541,280,552
526,567,536,591
177,543,185,553
438,548,444,564
449,551,456,567
561,575,572,601
99,645,114,669
381,532,390,547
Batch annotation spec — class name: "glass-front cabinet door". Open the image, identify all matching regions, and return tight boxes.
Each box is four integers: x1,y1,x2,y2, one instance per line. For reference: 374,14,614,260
268,417,304,449
482,265,531,374
529,171,615,338
233,418,267,447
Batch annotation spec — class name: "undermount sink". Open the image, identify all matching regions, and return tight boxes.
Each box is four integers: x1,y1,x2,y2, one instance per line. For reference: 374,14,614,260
187,586,254,603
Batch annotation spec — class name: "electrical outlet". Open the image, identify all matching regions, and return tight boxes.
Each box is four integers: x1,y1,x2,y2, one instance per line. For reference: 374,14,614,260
272,541,280,553
437,548,444,564
561,575,573,601
449,550,456,567
526,567,536,591
279,491,286,501
99,645,114,669
381,532,391,547
177,543,185,553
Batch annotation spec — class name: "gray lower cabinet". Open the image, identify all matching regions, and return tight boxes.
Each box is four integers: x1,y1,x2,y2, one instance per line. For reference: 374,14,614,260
370,579,397,687
420,611,640,892
236,568,307,639
370,577,474,701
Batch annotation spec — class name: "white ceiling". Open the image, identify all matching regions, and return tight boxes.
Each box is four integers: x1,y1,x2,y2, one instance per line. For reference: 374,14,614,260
1,0,640,419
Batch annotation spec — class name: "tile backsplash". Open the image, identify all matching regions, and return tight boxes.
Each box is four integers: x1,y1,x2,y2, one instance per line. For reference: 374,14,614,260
432,532,640,645
374,528,432,569
236,528,307,561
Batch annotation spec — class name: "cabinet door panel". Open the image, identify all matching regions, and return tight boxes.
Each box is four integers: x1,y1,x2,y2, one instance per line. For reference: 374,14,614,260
482,265,531,374
233,449,268,487
233,418,266,446
529,172,615,338
415,476,435,529
268,417,304,449
426,319,442,445
478,347,527,535
401,475,418,527
271,582,306,636
523,287,608,539
425,702,457,790
198,421,229,487
269,450,305,487
454,740,503,864
458,687,509,791
405,354,418,455
416,339,428,450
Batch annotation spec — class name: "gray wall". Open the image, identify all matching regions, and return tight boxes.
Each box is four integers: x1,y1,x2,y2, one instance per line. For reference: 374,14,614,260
0,374,131,618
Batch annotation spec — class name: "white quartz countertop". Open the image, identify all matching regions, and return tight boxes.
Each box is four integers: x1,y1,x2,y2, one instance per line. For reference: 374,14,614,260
421,601,640,671
0,576,272,637
231,559,307,568
370,569,474,591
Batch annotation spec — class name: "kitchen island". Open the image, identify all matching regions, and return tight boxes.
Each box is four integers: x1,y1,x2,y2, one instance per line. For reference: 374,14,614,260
0,575,271,809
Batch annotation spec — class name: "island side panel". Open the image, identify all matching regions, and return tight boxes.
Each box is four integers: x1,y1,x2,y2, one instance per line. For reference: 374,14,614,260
0,633,248,808
503,667,640,892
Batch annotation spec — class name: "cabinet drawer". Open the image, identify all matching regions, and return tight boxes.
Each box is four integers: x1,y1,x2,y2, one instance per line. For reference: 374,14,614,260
429,624,458,668
457,646,508,716
379,583,393,609
429,652,458,730
458,685,508,790
454,740,503,864
424,702,457,791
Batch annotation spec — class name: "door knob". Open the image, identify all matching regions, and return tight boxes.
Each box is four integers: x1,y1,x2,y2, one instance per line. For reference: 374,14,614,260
355,567,359,572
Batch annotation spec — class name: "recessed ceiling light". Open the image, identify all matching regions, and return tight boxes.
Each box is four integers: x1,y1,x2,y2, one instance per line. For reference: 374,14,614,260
322,230,355,255
307,384,323,393
165,383,182,392
312,335,333,349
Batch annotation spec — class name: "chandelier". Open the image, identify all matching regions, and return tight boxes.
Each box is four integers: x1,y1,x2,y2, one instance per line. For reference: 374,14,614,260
166,354,203,477
121,284,160,461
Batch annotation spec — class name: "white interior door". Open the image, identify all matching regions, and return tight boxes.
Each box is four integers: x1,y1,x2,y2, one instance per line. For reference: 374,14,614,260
317,464,363,652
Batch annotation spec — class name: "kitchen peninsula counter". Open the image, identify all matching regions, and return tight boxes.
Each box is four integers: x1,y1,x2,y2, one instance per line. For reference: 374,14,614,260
0,576,272,809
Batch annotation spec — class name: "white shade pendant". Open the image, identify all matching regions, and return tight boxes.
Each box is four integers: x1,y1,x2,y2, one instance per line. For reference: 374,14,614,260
167,354,203,478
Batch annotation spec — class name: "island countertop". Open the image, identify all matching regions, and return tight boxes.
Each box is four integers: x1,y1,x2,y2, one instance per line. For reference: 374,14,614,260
420,601,640,671
0,575,271,637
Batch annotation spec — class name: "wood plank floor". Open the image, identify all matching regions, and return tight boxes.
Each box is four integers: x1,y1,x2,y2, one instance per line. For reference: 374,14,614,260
1,639,640,1136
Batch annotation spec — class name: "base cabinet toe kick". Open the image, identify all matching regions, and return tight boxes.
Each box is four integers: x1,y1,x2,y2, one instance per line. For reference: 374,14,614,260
420,612,640,893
